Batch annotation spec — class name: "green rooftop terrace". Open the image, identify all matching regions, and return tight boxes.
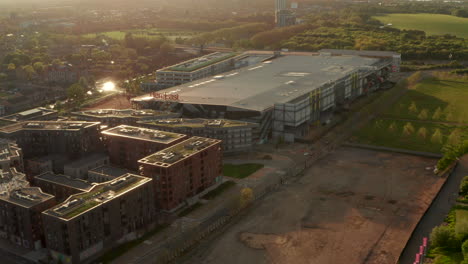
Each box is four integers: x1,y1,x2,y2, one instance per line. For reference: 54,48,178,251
139,118,255,129
45,174,150,220
167,52,237,72
139,136,220,165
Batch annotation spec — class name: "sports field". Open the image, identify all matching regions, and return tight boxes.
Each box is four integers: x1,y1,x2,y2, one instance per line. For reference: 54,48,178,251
373,13,468,38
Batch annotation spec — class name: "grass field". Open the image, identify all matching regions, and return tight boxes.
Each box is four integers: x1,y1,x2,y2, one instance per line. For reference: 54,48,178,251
353,73,468,154
382,77,468,124
373,13,468,38
223,163,264,179
353,118,468,153
81,28,200,40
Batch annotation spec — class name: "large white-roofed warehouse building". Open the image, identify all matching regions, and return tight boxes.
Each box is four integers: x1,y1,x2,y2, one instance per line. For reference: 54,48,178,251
132,50,400,143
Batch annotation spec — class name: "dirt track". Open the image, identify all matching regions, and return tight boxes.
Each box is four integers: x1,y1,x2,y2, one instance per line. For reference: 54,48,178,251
189,147,444,264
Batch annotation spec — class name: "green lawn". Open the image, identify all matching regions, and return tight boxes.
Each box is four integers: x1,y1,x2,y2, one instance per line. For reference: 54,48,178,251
353,118,468,154
382,77,468,124
223,163,264,179
373,13,468,38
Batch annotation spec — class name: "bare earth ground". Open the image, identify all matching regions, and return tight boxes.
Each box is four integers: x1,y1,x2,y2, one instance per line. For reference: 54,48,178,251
190,147,444,264
85,94,132,110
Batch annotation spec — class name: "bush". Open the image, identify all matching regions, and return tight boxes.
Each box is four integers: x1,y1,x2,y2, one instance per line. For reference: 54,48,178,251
462,238,468,258
460,176,468,196
438,140,468,171
431,225,456,249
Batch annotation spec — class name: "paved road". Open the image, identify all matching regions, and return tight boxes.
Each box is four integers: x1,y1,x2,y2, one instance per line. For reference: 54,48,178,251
399,156,468,264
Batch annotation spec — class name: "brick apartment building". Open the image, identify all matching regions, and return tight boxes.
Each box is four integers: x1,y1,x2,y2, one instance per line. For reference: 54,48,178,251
0,139,24,172
87,165,131,183
0,121,103,159
139,136,222,211
42,174,154,264
63,153,109,179
33,172,94,202
0,169,56,250
138,118,258,153
102,125,187,171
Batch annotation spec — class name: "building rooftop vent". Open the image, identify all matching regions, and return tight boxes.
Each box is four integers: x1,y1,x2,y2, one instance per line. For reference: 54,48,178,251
206,120,223,127
11,190,39,202
151,133,168,139
23,122,44,128
118,127,140,135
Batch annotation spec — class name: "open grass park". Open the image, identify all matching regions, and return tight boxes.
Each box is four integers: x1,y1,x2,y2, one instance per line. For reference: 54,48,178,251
81,28,200,40
373,13,468,38
353,73,468,154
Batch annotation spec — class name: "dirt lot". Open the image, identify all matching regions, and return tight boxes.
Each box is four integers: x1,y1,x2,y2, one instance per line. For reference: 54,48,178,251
190,147,444,264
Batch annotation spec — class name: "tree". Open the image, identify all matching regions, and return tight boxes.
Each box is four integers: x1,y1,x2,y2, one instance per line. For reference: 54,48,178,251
431,129,443,144
67,83,85,103
408,101,418,114
33,62,45,74
417,127,427,139
78,77,89,89
407,71,422,87
0,73,7,81
418,109,428,120
402,122,415,136
239,187,253,209
22,65,36,80
388,122,397,132
7,63,16,70
447,129,462,146
160,42,175,54
432,107,442,120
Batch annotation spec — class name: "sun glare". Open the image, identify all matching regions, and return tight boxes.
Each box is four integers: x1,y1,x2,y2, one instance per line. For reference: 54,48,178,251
102,81,116,91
